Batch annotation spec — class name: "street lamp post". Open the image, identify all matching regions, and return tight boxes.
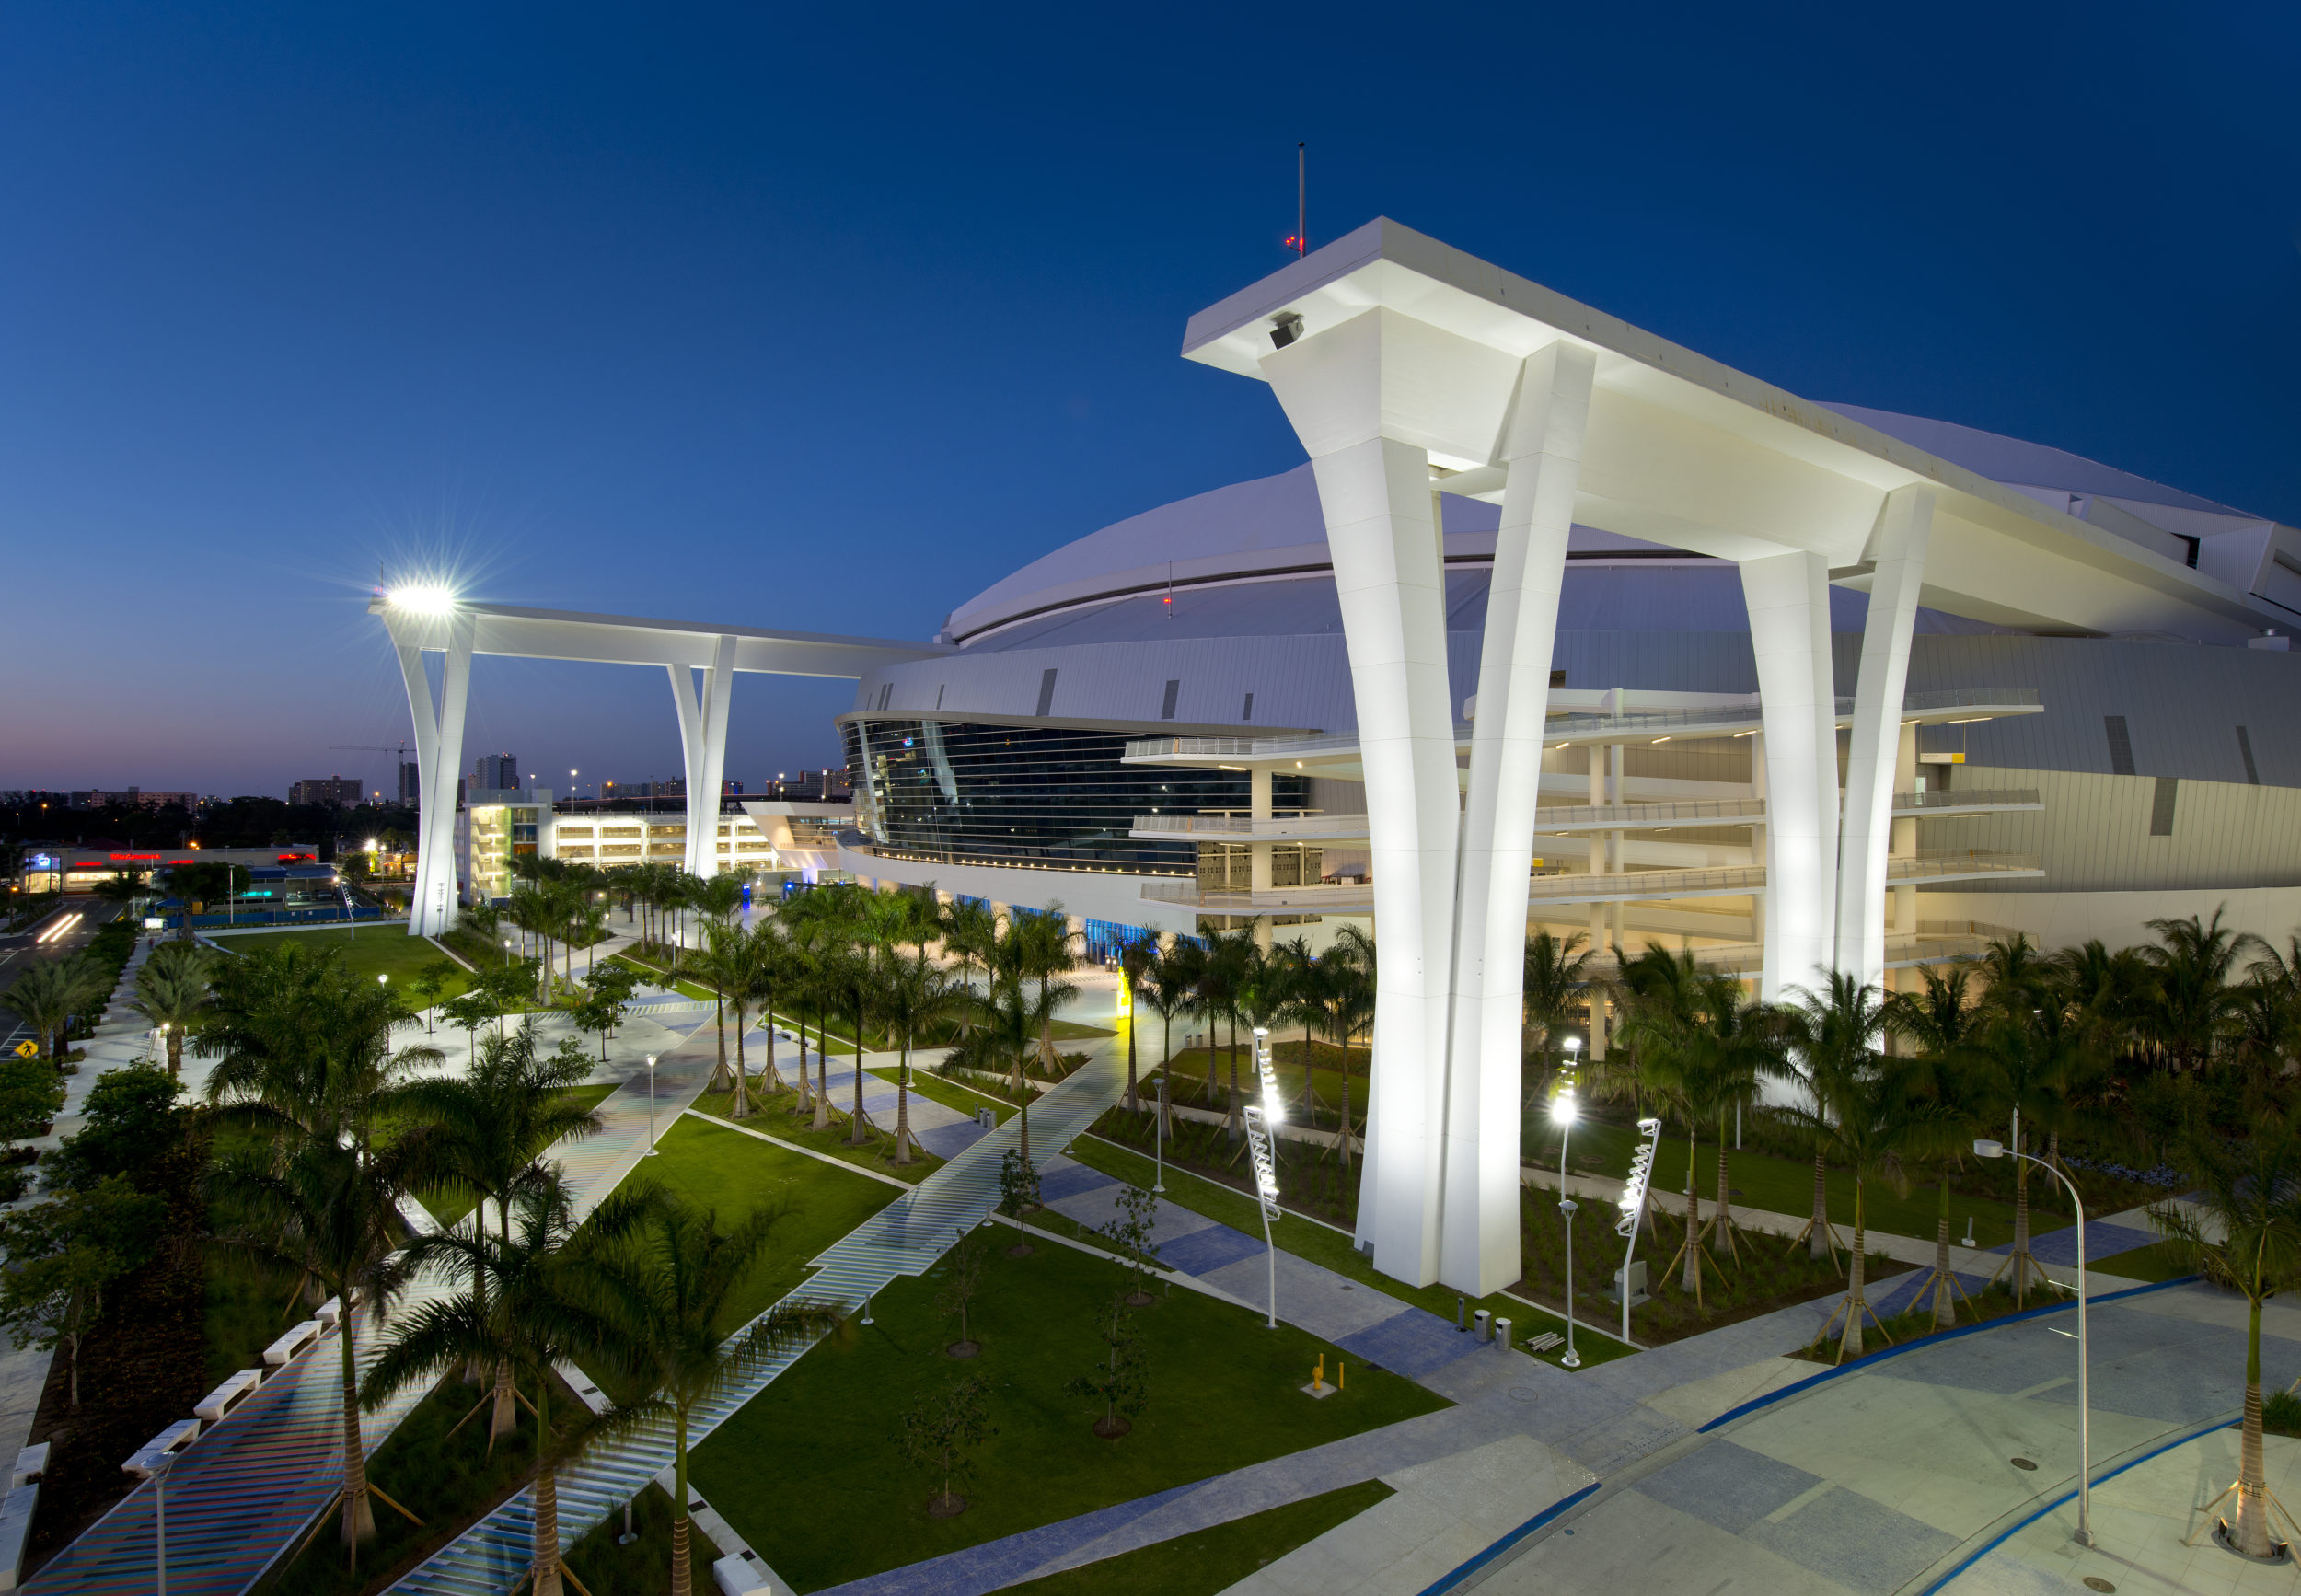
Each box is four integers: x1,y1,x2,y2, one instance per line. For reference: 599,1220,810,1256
1153,1070,1167,1194
1551,1058,1582,1370
1975,1137,2093,1547
645,1054,660,1155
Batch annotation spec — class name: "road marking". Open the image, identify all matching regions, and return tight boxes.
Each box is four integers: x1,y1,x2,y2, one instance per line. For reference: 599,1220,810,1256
2011,1375,2073,1398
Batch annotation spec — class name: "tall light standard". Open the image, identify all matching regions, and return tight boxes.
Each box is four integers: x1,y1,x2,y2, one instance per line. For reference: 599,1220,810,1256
644,1053,660,1155
1975,1137,2093,1546
1243,1027,1284,1329
1152,1070,1167,1194
1551,1045,1583,1370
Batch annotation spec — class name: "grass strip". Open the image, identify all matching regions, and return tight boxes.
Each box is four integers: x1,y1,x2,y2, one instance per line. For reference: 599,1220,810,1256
1003,1479,1393,1595
690,1236,1443,1591
1065,1136,1632,1368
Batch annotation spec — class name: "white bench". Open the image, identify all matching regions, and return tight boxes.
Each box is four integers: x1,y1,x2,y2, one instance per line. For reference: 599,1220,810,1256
8,1445,46,1491
316,1296,342,1326
263,1319,323,1367
122,1419,200,1478
0,1481,36,1592
195,1369,263,1424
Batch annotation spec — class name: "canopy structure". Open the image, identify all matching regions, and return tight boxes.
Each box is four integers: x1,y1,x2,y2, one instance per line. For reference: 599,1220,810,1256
1184,218,2291,1297
370,595,944,935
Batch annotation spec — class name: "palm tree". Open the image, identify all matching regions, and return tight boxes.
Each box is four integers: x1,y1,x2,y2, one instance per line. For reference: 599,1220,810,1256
2153,1110,2301,1559
2138,908,2258,1072
1521,929,1594,1106
1971,997,2082,1306
364,1178,641,1596
1,956,105,1060
1266,936,1324,1117
1886,963,1988,1329
130,947,215,1079
1131,943,1194,1138
953,976,1065,1166
734,920,796,1099
396,1022,605,1439
1000,905,1081,1080
582,1185,838,1596
1192,925,1260,1136
939,896,999,1038
1783,972,1932,1361
692,922,746,1098
1117,932,1162,1114
1324,927,1377,1165
878,950,961,1165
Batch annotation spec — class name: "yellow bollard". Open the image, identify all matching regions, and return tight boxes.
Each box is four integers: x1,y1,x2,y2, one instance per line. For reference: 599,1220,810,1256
1339,1360,1347,1391
1312,1355,1325,1393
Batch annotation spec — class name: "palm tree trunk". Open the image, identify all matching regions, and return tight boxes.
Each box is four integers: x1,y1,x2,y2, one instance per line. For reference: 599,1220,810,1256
1681,1130,1703,1295
711,993,729,1093
1810,1150,1831,1261
532,1458,563,1596
338,1308,376,1550
1227,1018,1242,1140
1839,1183,1869,1362
896,1031,915,1165
1125,1016,1138,1114
1713,1132,1737,1263
168,1025,182,1078
814,1023,831,1132
848,996,869,1144
731,1002,752,1119
2237,1295,2272,1556
672,1409,693,1596
2012,1145,2033,1308
1933,1178,1956,1331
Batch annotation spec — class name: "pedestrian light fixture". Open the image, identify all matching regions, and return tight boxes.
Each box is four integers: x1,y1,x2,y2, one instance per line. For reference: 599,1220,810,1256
1243,1026,1284,1328
1616,1116,1663,1342
645,1054,660,1156
1551,1082,1581,1368
1974,1137,2095,1546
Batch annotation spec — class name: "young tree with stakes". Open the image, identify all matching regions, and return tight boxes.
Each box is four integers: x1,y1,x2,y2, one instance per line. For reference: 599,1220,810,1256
938,1226,987,1357
1066,1293,1147,1439
899,1374,995,1519
997,1147,1039,1256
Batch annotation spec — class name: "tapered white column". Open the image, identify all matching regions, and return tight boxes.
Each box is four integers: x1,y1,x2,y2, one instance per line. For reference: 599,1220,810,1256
1836,488,1933,990
1442,341,1593,1293
393,610,474,937
1741,551,1837,1000
670,634,738,876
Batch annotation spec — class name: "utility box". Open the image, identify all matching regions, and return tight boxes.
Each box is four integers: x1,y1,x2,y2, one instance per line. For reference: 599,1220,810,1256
1607,1259,1648,1308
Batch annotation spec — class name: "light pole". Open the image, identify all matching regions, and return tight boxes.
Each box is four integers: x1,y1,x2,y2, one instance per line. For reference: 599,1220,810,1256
124,1449,170,1595
645,1053,660,1155
1243,1027,1284,1329
1975,1138,2093,1546
1552,1070,1582,1370
1153,1071,1167,1195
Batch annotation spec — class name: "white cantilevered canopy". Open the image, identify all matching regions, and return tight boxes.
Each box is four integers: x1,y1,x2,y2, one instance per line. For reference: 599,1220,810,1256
1181,218,2286,1300
371,596,945,934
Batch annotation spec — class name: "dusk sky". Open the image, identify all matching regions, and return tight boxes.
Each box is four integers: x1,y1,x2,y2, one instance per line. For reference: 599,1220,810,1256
6,3,2297,801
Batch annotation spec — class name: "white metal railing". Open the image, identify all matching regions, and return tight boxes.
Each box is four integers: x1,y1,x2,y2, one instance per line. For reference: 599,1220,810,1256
1890,788,2041,810
1533,797,1768,829
1130,813,1368,839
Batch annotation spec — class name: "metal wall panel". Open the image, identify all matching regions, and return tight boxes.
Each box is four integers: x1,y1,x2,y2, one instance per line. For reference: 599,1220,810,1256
1919,767,2301,893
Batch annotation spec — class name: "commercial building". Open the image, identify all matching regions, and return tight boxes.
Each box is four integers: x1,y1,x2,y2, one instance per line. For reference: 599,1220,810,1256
473,753,520,791
449,786,850,904
289,776,364,807
374,220,2301,1298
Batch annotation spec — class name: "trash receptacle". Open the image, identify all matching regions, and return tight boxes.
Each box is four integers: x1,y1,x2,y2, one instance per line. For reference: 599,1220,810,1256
1474,1308,1492,1344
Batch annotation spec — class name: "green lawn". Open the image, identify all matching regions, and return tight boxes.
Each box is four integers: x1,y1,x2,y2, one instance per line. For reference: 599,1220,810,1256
209,926,475,1005
1527,1116,2043,1249
692,1082,947,1185
689,1238,1446,1592
622,1115,904,1329
1005,1479,1393,1594
1065,1136,1632,1369
2090,1237,2192,1284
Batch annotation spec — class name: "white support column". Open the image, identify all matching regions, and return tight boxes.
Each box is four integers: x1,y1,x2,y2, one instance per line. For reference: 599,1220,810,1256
1835,488,1934,992
1741,551,1838,1000
1441,341,1593,1294
1249,768,1274,951
393,611,473,938
669,634,738,877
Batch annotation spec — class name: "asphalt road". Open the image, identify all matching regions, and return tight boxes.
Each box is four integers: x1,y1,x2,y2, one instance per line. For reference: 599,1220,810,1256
0,899,125,1053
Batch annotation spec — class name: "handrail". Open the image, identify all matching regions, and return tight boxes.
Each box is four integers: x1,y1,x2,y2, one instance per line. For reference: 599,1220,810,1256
1890,788,2041,809
1533,797,1768,828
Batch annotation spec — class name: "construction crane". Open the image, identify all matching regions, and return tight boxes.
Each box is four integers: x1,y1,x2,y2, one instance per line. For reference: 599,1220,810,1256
330,743,411,804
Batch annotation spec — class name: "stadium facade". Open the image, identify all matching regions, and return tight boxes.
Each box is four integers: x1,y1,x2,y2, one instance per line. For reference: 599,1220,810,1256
380,221,2301,1296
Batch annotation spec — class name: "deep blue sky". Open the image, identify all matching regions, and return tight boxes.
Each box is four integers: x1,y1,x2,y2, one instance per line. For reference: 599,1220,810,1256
6,2,2297,800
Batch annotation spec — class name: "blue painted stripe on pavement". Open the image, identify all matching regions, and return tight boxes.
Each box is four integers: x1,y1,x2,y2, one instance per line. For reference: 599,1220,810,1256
1416,1480,1602,1596
1696,1275,2199,1434
1912,1415,2240,1596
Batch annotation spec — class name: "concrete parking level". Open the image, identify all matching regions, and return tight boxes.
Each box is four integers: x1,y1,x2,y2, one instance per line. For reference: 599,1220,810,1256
1464,1281,2301,1596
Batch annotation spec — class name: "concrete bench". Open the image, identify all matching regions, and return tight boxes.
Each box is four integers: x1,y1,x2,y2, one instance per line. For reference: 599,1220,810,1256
316,1296,342,1326
9,1445,46,1491
263,1319,323,1367
195,1369,263,1424
122,1419,200,1478
0,1480,36,1592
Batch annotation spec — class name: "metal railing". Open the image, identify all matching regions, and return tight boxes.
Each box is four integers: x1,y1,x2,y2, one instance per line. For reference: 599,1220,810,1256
1533,797,1768,829
1889,788,2041,811
1130,813,1367,839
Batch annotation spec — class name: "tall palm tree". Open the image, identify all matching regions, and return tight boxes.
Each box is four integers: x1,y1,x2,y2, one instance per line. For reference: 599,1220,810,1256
2138,908,2258,1073
1971,982,2083,1305
2,956,106,1060
953,976,1065,1167
583,1186,839,1596
735,920,795,1098
1780,997,1932,1363
1324,927,1377,1165
1117,932,1162,1114
131,948,215,1079
212,1121,431,1562
1267,936,1324,1117
1193,925,1260,1136
1000,905,1081,1079
938,896,999,1038
2154,1110,2301,1559
878,950,961,1164
1521,929,1595,1106
1886,963,1988,1328
1131,943,1194,1137
363,1178,641,1596
692,922,746,1097
396,1022,605,1439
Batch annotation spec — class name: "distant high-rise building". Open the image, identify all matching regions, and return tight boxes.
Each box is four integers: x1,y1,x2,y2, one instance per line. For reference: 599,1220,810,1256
398,761,421,803
475,753,519,791
290,776,364,808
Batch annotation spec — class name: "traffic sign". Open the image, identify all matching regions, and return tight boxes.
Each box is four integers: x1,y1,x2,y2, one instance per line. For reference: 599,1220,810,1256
11,1042,37,1059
